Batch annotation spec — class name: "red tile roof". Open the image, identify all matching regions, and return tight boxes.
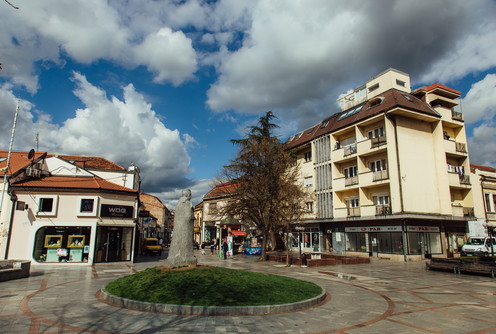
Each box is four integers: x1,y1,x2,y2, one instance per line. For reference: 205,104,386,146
49,154,125,170
415,83,461,97
203,182,238,200
11,175,137,193
471,164,496,173
0,151,46,176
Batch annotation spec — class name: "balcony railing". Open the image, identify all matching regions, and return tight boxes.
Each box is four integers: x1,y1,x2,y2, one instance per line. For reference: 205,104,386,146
459,174,470,185
373,169,389,181
375,205,391,215
452,110,463,121
463,207,474,218
371,135,387,148
343,144,357,156
345,176,358,186
455,142,467,153
347,207,360,217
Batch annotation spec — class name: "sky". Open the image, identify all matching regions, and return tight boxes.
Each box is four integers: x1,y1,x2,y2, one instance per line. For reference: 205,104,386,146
1,0,495,208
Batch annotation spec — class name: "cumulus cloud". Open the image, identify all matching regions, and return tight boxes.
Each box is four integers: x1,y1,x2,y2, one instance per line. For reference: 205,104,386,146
0,0,198,91
0,74,193,193
206,0,495,129
462,74,496,166
461,74,496,124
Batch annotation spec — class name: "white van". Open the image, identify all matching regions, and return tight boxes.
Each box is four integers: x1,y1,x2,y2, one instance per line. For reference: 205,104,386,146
461,237,496,256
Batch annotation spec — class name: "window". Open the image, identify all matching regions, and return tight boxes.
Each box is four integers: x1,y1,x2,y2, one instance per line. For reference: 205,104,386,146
402,94,413,102
493,194,496,213
304,151,312,162
343,166,357,178
304,176,313,188
78,196,99,216
209,203,218,215
485,194,492,212
367,127,385,139
37,195,58,216
367,97,383,109
396,79,406,87
306,202,313,212
372,194,389,206
368,83,379,92
369,159,387,172
346,198,359,208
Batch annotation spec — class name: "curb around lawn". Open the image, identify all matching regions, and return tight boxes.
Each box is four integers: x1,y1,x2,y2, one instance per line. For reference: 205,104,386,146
100,288,327,316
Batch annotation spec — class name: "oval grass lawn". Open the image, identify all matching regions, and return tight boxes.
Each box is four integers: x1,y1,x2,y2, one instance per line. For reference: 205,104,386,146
105,266,322,306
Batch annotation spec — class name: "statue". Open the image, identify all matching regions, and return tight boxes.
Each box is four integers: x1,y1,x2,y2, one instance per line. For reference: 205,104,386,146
166,189,197,267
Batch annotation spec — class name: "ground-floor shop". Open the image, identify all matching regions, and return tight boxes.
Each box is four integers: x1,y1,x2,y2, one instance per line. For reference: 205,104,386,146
289,224,327,254
327,219,467,261
27,222,136,265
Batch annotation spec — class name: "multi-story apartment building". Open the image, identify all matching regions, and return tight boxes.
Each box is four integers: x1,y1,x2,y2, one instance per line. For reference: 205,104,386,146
0,150,139,264
139,193,171,242
287,68,474,261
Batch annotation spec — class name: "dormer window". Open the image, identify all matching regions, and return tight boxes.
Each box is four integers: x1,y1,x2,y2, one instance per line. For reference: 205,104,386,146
367,97,384,109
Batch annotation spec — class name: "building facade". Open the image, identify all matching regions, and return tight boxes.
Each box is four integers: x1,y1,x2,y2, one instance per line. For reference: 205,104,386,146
470,165,496,239
287,69,475,261
0,151,139,264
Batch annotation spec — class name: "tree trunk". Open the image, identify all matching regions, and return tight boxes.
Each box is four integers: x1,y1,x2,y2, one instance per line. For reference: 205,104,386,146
258,229,269,261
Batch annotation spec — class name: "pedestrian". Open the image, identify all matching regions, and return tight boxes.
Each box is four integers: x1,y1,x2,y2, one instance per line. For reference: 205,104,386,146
159,238,163,249
222,241,229,260
210,241,215,255
201,242,205,255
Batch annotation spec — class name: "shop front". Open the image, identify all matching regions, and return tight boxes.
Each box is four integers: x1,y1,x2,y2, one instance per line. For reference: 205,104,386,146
33,223,95,263
94,225,134,262
289,225,324,254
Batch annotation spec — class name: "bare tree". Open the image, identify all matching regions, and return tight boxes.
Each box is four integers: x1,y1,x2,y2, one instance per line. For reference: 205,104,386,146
221,111,307,261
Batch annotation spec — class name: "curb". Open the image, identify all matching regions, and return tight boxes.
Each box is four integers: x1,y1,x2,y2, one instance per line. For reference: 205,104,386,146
100,288,327,316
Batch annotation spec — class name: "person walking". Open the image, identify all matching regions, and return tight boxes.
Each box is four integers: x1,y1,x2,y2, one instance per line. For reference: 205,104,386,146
201,242,205,255
210,241,215,255
222,241,229,260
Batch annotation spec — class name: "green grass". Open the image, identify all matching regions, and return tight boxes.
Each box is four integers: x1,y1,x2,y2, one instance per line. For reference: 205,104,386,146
105,266,322,306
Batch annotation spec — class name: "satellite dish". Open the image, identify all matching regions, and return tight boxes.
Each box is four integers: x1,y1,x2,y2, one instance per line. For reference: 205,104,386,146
27,149,35,160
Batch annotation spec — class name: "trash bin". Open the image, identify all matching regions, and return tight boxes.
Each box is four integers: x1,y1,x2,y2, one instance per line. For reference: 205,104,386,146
301,253,307,266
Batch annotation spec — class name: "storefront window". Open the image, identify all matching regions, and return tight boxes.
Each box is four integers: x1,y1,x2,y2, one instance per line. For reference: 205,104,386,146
407,232,442,255
346,233,367,252
34,226,91,263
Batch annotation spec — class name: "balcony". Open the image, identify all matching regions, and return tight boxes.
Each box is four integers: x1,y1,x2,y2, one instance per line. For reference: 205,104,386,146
343,144,357,157
456,142,467,153
459,174,470,185
375,205,391,215
347,207,360,217
373,169,389,181
448,172,471,188
345,176,358,186
463,207,474,218
371,135,387,148
452,110,463,121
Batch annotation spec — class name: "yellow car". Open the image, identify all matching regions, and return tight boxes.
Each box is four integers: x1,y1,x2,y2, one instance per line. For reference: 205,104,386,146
141,238,162,256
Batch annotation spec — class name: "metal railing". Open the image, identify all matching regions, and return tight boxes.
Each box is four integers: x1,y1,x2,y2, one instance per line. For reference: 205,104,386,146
455,142,467,153
375,205,391,215
463,207,474,217
459,174,471,185
373,169,389,181
347,207,360,217
452,110,463,121
371,135,387,148
343,144,357,156
345,176,358,186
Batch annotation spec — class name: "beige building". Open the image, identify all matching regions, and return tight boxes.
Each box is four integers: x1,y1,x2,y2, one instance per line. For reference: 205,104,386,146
139,193,171,242
470,164,496,239
287,68,475,261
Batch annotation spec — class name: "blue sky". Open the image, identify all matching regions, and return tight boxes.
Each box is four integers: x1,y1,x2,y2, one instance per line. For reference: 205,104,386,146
1,0,496,207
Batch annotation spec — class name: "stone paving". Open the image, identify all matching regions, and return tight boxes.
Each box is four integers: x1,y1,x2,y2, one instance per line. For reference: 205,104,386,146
0,251,495,333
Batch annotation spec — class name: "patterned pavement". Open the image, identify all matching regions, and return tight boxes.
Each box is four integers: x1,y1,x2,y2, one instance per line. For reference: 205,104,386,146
1,251,495,333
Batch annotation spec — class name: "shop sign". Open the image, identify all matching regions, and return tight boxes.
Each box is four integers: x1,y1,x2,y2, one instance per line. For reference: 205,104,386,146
345,226,402,232
139,210,150,217
406,226,439,232
100,204,134,218
230,230,246,236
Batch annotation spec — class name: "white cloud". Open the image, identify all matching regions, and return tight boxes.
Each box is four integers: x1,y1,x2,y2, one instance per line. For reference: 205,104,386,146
0,74,194,193
152,178,215,209
206,0,495,129
468,122,496,166
461,73,496,124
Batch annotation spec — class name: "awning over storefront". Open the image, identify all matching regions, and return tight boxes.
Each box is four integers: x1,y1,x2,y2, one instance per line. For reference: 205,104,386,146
230,230,246,236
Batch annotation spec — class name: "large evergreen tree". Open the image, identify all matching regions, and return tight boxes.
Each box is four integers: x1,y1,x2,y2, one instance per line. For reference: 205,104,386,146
221,111,307,261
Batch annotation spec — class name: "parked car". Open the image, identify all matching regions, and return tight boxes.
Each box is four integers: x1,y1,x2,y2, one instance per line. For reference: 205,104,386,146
461,237,495,256
141,238,162,256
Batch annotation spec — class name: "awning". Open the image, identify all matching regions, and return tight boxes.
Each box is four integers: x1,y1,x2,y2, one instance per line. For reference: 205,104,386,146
230,230,246,236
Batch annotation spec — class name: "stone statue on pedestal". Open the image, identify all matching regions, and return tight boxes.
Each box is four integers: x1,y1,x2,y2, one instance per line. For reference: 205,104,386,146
166,189,197,267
